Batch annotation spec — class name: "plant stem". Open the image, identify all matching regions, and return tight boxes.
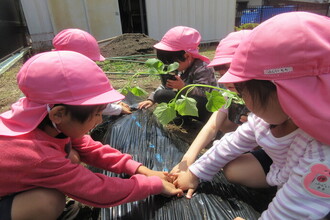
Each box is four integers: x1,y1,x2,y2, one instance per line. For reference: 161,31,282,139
172,84,231,102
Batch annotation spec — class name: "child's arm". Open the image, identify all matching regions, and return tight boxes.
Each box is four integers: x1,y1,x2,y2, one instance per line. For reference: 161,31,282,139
171,110,227,174
188,115,259,181
136,165,173,182
27,155,182,207
73,136,175,182
72,135,142,175
173,123,258,198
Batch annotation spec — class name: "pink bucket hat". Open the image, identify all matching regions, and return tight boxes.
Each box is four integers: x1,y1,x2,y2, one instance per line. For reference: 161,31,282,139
154,26,210,63
218,12,330,145
0,51,124,136
53,28,105,61
208,30,252,67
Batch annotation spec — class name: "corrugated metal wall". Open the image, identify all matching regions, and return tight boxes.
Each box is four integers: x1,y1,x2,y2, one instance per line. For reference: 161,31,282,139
47,0,122,41
145,0,236,42
21,0,236,51
20,0,122,52
20,0,54,52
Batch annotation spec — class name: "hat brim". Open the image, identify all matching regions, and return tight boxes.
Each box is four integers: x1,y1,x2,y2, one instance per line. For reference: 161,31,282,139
154,42,176,51
208,57,232,67
217,70,250,83
0,90,125,136
154,42,210,63
98,55,105,61
67,89,125,105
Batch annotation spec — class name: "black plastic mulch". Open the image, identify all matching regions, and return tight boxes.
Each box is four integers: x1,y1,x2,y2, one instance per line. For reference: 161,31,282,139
90,108,276,220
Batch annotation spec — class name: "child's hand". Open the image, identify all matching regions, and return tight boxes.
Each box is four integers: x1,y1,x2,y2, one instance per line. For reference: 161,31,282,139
68,148,81,164
234,217,245,220
120,105,132,114
172,170,199,198
118,102,129,109
170,159,190,174
239,115,248,123
138,100,154,109
166,75,185,90
119,102,132,114
161,180,183,197
147,170,174,183
136,166,173,182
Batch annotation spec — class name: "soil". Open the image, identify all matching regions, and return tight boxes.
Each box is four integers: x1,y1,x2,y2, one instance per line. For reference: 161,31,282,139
100,33,158,57
0,61,24,113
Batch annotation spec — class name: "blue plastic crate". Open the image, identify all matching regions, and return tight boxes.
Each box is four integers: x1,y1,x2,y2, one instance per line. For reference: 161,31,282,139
240,5,296,25
241,8,262,24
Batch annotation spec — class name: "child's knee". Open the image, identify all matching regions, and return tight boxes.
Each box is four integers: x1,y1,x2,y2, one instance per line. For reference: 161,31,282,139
12,188,66,219
34,188,66,216
223,162,241,184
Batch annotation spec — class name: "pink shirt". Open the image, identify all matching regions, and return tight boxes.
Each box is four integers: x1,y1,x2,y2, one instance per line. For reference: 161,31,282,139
0,129,163,207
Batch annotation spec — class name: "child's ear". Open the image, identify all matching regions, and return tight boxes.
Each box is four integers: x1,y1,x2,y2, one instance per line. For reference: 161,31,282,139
48,106,67,124
184,52,193,62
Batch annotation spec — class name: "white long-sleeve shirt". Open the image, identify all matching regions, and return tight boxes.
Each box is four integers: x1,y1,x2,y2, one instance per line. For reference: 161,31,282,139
102,103,122,116
190,113,330,219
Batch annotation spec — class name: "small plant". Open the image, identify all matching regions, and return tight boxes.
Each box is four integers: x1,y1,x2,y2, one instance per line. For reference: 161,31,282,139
118,58,179,97
138,61,244,125
112,58,244,125
144,58,179,76
153,83,244,125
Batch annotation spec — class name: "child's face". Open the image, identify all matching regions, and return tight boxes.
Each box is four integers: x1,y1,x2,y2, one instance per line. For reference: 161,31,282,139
241,89,288,125
215,64,236,92
177,53,193,72
60,109,104,139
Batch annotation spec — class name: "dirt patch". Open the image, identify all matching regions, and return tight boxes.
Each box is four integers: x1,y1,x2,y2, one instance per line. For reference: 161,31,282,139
165,122,203,145
100,33,158,57
0,61,23,113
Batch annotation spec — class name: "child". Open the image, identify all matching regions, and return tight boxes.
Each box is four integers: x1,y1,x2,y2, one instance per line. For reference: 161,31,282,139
53,28,132,116
138,26,218,122
0,51,182,220
174,12,330,219
54,28,131,165
170,30,254,175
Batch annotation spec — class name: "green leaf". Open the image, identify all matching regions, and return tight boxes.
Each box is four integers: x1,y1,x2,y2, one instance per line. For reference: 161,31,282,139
130,86,148,96
175,96,198,117
119,87,129,96
205,90,226,112
154,103,177,125
145,58,164,74
148,68,159,75
221,90,245,108
166,62,179,73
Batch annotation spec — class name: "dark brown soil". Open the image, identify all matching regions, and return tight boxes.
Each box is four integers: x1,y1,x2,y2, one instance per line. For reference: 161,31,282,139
100,33,158,57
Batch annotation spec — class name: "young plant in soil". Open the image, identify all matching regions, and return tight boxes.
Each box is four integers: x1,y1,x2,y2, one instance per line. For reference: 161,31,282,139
118,58,244,125
153,83,244,125
118,58,179,96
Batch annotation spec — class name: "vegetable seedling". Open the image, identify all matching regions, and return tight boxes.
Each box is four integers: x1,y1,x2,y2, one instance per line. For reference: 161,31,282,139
117,58,244,125
154,83,244,125
118,58,179,97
